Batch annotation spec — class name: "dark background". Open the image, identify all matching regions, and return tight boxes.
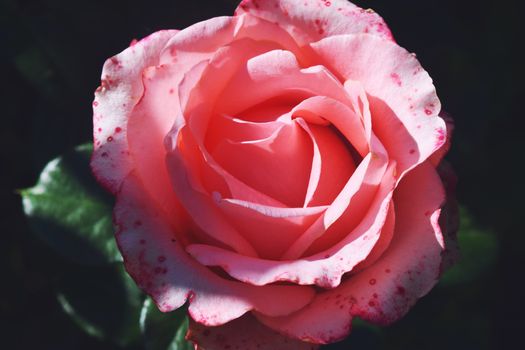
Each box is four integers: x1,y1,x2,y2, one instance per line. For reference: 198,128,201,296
1,0,523,349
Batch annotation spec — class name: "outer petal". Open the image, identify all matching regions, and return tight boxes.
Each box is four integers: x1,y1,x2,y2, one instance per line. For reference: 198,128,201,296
159,16,239,66
92,30,177,193
115,172,316,325
161,13,310,67
255,161,446,343
429,112,454,167
188,314,319,350
311,34,447,177
235,0,393,45
127,63,185,216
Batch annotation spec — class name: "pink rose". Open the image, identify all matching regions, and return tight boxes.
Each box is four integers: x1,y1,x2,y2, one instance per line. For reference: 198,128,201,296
91,0,457,348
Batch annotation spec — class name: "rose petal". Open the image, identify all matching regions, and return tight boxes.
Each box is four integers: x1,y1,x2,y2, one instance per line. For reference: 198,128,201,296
92,30,177,193
115,172,316,325
188,313,319,350
311,34,447,177
255,161,445,343
235,0,393,45
352,204,395,272
127,63,185,215
159,16,239,66
429,112,454,167
160,13,309,68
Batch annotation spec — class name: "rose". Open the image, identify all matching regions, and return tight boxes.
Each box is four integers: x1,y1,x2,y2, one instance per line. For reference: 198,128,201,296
91,0,457,348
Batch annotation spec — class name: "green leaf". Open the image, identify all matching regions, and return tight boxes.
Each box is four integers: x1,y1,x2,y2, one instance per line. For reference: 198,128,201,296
140,298,193,350
440,206,499,286
21,144,121,265
57,263,144,347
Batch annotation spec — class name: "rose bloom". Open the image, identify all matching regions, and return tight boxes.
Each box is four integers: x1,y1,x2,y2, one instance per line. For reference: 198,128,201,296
91,0,458,348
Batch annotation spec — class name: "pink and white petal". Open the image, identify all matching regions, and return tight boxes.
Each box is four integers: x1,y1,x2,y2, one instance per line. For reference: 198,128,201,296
186,163,397,288
311,34,447,177
255,161,445,342
188,314,319,350
115,172,316,325
429,112,454,167
235,0,393,46
92,30,177,193
127,63,185,215
159,16,239,66
159,13,313,70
